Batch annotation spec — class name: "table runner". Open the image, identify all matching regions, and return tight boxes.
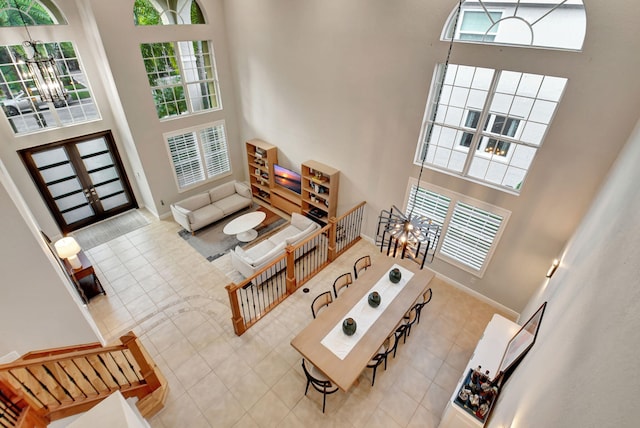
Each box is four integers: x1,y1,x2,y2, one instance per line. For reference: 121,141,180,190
320,264,415,359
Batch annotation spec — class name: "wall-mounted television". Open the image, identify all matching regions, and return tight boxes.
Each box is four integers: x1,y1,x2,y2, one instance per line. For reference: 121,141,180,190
274,164,302,194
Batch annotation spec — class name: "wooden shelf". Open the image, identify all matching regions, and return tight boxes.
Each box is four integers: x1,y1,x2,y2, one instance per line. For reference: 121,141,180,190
301,160,339,226
246,139,278,203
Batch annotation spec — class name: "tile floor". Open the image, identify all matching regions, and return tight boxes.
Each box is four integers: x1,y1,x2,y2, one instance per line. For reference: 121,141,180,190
85,210,514,428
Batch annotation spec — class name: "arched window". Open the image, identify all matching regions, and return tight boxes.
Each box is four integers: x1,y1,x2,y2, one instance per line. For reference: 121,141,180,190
443,0,586,51
133,0,205,26
0,0,65,26
0,2,100,134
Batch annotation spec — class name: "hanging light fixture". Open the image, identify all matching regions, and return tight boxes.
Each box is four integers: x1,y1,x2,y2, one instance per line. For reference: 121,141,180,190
376,1,463,267
13,0,67,103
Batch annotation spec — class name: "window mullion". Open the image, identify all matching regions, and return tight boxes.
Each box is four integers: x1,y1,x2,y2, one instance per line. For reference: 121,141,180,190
175,41,193,113
461,71,500,177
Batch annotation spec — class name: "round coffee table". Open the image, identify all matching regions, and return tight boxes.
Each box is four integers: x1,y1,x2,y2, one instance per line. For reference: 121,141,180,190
223,211,267,242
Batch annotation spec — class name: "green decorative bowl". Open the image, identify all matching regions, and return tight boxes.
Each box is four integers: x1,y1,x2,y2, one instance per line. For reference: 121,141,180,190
368,291,381,308
342,317,357,336
389,267,402,283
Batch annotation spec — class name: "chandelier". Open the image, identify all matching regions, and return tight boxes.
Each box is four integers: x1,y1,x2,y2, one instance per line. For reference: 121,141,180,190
13,0,67,104
376,1,462,267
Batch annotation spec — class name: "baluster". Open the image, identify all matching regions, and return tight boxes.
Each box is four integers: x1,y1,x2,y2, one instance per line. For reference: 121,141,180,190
55,361,88,399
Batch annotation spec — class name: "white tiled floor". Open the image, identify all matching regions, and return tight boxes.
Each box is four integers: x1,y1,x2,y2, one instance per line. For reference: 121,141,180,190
85,210,513,428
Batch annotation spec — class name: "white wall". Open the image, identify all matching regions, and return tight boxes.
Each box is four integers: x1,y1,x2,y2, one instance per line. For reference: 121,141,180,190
487,120,640,427
222,0,640,311
0,161,100,356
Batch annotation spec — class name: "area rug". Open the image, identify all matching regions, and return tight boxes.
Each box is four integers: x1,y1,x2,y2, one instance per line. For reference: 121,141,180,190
70,209,150,249
178,205,287,262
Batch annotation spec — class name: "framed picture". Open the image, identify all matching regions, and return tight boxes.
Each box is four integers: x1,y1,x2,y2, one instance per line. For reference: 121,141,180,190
496,301,547,380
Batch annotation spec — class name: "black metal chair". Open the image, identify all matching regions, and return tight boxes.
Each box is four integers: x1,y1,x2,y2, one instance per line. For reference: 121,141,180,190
414,288,433,324
366,329,402,386
353,255,372,279
332,272,353,298
397,305,419,344
302,359,339,413
311,291,333,318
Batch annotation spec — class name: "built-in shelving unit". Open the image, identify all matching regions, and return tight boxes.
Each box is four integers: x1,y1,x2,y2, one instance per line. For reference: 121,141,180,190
246,139,278,204
301,160,339,226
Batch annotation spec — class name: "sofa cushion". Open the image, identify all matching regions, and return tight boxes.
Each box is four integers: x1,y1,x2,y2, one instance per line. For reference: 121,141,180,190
251,241,286,267
290,212,313,230
209,181,236,202
267,225,303,247
190,204,224,231
176,193,211,211
234,182,252,198
215,193,252,215
244,239,276,260
285,223,318,245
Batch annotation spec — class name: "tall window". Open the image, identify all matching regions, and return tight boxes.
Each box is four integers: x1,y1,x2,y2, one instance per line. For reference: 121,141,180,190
165,121,231,191
406,179,509,276
417,64,567,192
445,1,586,51
141,40,221,120
133,0,205,25
0,42,100,134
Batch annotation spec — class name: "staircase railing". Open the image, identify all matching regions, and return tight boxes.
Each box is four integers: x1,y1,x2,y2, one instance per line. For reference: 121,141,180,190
0,332,167,427
226,202,366,335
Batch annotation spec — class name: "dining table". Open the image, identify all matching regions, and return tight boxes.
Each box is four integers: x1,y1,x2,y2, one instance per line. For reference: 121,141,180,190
290,257,435,391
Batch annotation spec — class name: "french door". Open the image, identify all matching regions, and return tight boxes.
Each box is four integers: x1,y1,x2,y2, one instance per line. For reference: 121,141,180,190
19,130,138,234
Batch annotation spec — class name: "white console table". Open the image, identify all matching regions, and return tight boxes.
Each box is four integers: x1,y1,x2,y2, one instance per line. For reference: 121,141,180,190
439,314,520,428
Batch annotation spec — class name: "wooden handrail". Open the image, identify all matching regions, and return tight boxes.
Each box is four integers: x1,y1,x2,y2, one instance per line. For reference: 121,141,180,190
0,331,168,426
226,202,366,335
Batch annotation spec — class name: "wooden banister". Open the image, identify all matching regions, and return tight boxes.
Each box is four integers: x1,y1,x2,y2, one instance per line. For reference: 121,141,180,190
0,332,168,426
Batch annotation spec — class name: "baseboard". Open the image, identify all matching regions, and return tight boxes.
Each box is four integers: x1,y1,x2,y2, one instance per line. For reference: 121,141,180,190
360,233,519,319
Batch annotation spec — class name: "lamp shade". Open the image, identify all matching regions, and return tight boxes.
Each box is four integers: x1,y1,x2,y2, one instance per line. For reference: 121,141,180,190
54,237,81,260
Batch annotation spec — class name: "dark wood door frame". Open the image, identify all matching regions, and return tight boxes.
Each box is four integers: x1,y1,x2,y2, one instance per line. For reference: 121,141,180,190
19,130,138,234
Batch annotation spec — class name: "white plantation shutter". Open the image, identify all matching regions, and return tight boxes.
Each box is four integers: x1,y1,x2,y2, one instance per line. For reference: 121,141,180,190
167,132,204,189
440,201,504,271
407,184,451,228
166,121,231,190
200,123,230,178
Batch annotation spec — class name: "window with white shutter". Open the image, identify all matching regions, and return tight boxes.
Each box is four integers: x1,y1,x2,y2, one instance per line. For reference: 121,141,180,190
405,179,510,276
165,121,231,190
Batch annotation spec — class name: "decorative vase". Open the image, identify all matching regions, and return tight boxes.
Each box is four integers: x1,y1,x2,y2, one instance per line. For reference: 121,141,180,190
389,267,402,283
342,317,357,336
368,291,381,308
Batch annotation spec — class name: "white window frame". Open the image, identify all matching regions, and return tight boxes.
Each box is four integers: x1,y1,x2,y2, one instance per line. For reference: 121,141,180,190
404,178,510,277
141,40,222,120
458,10,502,42
164,120,232,191
415,63,567,193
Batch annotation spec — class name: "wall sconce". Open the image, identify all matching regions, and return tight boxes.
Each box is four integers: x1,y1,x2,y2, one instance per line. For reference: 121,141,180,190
546,259,559,278
54,237,82,270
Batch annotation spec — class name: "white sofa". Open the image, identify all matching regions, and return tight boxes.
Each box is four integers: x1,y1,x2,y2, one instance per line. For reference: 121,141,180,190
170,181,253,234
230,212,321,279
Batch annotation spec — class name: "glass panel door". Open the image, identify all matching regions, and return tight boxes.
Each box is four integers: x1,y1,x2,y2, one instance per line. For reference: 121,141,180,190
19,130,138,233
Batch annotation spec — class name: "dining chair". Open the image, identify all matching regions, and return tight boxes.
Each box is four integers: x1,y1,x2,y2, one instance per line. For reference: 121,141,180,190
414,288,433,324
366,329,401,386
397,305,419,344
302,358,339,413
311,291,333,318
353,255,372,280
332,272,353,298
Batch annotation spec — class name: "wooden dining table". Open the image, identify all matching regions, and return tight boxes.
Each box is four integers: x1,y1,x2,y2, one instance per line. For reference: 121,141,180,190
290,257,435,391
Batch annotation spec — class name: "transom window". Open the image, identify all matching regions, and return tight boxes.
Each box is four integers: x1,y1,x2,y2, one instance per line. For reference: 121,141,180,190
0,42,100,134
133,0,205,25
445,0,586,51
406,179,510,276
140,40,221,120
165,121,231,191
0,0,65,26
416,64,567,192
